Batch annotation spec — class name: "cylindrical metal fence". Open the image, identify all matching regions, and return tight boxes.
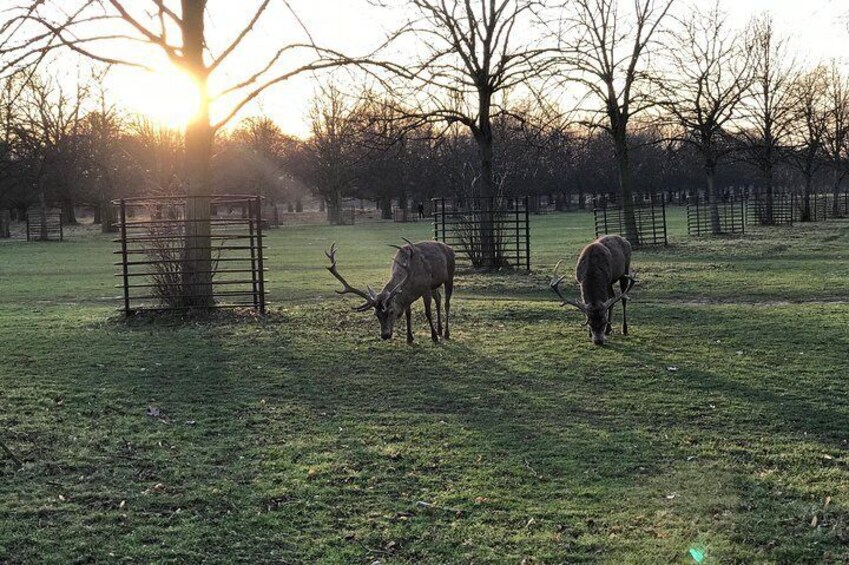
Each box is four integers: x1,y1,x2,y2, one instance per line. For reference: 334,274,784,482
432,196,531,271
592,195,667,246
686,194,747,237
113,195,267,316
26,207,63,242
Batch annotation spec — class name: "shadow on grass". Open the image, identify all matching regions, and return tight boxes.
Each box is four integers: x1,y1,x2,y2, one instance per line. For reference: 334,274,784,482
3,299,848,562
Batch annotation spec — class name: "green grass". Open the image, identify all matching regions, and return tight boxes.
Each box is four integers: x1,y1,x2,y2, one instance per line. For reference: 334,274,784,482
1,209,848,564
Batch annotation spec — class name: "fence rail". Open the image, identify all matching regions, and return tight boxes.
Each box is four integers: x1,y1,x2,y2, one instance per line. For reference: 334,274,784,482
593,196,667,246
838,191,849,218
432,196,531,271
799,192,849,222
686,195,747,236
26,207,63,241
747,193,796,226
113,195,266,316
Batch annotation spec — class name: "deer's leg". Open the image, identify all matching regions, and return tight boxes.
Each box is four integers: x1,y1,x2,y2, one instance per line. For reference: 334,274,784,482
422,291,439,342
434,289,443,336
605,284,614,335
405,305,414,344
619,277,629,336
443,280,453,340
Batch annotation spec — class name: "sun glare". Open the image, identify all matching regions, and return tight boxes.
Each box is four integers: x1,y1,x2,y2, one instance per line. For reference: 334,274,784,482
115,65,202,129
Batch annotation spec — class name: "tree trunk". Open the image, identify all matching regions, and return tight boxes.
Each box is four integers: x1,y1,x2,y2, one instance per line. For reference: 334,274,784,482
38,190,48,240
380,196,392,220
802,173,813,222
327,188,342,224
0,209,10,238
763,164,774,225
474,84,500,270
399,185,408,222
100,200,117,233
614,135,639,244
61,194,76,225
706,163,721,235
474,125,500,269
179,0,214,309
555,191,566,212
832,168,843,218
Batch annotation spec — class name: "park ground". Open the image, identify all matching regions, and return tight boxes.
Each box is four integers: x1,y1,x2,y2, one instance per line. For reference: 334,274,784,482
1,209,848,564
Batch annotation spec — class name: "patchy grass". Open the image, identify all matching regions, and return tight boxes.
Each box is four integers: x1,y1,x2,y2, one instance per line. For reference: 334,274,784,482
1,209,848,564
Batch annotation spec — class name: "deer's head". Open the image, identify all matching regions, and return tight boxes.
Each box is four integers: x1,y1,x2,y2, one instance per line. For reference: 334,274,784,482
326,241,412,341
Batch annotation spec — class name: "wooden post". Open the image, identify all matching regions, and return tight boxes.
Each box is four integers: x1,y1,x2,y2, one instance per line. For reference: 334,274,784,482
0,209,10,238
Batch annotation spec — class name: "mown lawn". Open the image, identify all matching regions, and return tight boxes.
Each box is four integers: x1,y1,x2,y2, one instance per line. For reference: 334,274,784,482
1,210,848,564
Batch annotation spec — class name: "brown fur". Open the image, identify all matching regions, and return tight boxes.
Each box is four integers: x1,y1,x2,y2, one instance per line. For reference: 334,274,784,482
571,235,633,345
379,241,455,343
576,235,631,302
327,240,455,343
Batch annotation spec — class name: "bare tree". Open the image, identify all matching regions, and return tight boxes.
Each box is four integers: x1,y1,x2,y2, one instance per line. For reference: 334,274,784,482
220,116,296,209
126,118,184,195
822,62,849,218
81,81,125,232
662,3,751,234
357,95,418,221
787,65,829,222
559,0,676,243
0,74,25,219
11,73,89,235
304,83,368,224
738,15,799,225
377,0,556,269
1,1,379,307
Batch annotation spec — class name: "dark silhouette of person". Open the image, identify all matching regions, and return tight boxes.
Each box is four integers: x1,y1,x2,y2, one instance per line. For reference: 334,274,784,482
417,202,425,219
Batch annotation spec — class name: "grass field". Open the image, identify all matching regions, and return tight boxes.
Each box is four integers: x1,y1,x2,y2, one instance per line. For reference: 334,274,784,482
1,209,848,564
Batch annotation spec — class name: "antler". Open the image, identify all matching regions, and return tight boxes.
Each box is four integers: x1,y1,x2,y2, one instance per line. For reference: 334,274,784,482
602,275,636,311
325,242,377,311
388,237,415,257
550,260,588,313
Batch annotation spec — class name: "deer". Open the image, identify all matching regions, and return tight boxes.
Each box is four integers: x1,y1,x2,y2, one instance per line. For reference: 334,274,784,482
550,235,635,346
325,238,455,344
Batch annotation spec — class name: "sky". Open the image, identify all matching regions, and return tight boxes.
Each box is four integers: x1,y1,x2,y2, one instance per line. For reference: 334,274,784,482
94,0,849,138
723,0,847,60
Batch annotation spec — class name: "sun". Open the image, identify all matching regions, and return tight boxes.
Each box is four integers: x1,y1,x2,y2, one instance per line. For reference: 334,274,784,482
112,64,203,129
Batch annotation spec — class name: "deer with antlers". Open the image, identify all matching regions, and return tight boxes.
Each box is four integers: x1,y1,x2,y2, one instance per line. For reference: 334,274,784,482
550,235,635,346
326,239,455,343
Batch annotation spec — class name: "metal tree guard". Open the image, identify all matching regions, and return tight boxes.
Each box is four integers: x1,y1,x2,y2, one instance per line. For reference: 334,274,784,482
593,195,667,246
114,195,267,316
686,194,747,236
26,207,63,241
432,196,531,271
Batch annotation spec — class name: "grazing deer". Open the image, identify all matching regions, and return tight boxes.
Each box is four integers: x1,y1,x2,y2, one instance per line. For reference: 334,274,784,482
326,239,455,343
550,235,635,346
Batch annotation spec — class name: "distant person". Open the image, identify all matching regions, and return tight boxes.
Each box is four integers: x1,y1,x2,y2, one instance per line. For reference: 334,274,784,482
417,203,425,219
